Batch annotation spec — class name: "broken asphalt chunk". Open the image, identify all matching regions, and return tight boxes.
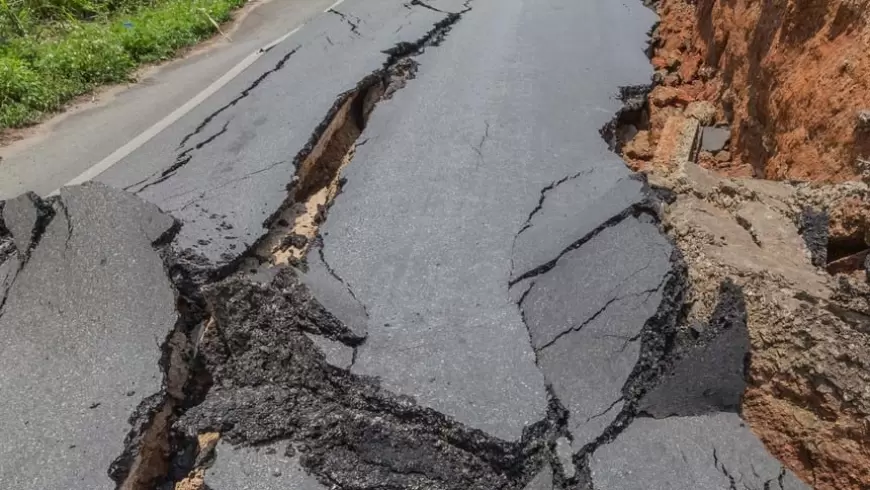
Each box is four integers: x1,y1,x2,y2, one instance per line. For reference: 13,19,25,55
523,216,673,450
2,191,52,256
638,279,749,417
0,183,178,490
589,413,810,490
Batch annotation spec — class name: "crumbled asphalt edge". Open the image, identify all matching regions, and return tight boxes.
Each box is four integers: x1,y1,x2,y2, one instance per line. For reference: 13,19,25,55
798,208,829,268
0,202,13,263
598,84,652,154
173,268,565,490
19,191,57,259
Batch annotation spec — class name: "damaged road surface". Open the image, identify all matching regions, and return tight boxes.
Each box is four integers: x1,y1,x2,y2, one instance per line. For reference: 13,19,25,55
0,184,177,489
0,0,821,489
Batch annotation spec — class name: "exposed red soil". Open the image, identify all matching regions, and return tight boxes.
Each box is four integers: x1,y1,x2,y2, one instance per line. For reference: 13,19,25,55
627,0,870,488
628,0,870,183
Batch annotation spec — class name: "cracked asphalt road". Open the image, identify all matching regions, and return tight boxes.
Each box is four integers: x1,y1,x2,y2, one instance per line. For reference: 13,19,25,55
0,0,814,489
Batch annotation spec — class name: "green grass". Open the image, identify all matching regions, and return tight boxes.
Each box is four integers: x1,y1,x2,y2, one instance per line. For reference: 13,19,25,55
0,0,245,128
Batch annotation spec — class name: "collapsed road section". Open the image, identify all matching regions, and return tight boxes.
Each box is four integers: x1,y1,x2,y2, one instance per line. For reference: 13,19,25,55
0,0,836,489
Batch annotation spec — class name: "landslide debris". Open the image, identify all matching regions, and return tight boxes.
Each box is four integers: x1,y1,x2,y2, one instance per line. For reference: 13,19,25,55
634,145,870,489
611,2,870,485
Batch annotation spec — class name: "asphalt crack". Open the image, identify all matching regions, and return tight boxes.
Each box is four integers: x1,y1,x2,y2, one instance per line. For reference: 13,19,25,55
317,239,369,317
535,276,667,352
121,45,301,195
517,170,593,237
55,198,73,252
509,200,656,286
165,160,288,213
177,46,300,150
406,0,447,13
131,120,232,194
328,8,362,36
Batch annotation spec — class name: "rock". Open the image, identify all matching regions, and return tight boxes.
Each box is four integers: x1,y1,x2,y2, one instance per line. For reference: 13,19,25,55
828,196,870,244
280,232,308,250
698,65,717,81
678,54,701,82
686,102,717,125
623,130,653,160
714,150,731,162
652,117,700,171
857,109,870,130
663,73,681,87
651,56,669,70
648,86,693,107
701,126,730,152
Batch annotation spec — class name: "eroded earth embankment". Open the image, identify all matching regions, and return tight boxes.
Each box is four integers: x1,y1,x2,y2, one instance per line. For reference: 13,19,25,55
614,0,870,486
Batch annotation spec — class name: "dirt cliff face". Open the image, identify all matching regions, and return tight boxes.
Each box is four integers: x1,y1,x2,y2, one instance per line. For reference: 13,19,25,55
632,0,870,182
617,0,870,479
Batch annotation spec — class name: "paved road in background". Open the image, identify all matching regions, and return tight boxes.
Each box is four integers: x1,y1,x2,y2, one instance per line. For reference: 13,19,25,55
0,0,812,489
0,0,333,199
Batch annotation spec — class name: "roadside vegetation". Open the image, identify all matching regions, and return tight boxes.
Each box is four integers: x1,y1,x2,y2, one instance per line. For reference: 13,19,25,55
0,0,245,128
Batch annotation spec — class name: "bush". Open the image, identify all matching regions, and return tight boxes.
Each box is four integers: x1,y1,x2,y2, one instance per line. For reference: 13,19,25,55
0,0,246,128
36,27,134,86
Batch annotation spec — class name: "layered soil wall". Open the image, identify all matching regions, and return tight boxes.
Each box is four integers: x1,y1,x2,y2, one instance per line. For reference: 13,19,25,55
629,0,870,182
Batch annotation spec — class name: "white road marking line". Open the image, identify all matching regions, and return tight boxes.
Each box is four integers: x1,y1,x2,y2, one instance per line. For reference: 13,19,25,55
51,25,305,196
324,0,346,12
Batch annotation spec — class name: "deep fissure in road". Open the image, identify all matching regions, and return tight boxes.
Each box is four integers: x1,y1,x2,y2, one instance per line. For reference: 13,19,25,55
104,4,589,489
112,1,762,487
